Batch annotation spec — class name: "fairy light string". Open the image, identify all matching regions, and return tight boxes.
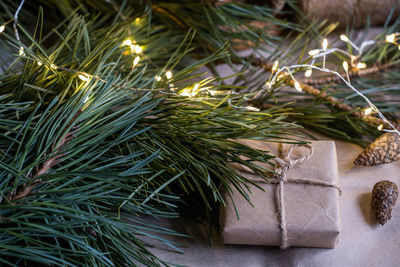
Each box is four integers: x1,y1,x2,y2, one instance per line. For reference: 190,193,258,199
5,0,400,119
260,33,400,135
0,1,257,111
35,32,400,116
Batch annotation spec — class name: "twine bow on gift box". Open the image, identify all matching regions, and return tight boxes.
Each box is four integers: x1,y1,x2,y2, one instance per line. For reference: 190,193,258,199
235,143,342,249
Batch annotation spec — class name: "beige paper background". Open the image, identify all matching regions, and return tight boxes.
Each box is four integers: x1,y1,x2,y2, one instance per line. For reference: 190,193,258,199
143,136,400,267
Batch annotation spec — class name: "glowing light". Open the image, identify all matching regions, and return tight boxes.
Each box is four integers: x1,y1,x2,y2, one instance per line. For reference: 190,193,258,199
266,82,272,89
179,85,200,97
356,62,367,69
78,74,89,81
340,34,349,42
50,63,57,69
0,25,5,33
165,71,172,80
322,38,328,50
378,124,384,131
342,61,349,71
84,96,89,103
308,49,320,56
180,89,193,97
122,39,133,46
133,56,140,66
386,34,396,43
294,81,302,92
18,47,25,56
155,75,161,81
272,60,279,72
246,106,260,112
135,17,141,22
208,90,221,96
277,73,288,79
364,107,373,116
37,61,43,66
132,44,143,54
304,69,312,77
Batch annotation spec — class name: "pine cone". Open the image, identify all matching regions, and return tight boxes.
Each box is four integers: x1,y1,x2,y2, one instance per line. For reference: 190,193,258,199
354,132,400,166
371,180,398,225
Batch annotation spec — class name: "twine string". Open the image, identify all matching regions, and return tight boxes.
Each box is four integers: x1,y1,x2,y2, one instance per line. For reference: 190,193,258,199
272,144,340,249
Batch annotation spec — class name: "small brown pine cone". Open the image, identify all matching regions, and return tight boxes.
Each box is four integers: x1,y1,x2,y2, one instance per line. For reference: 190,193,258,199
371,180,399,225
354,132,400,166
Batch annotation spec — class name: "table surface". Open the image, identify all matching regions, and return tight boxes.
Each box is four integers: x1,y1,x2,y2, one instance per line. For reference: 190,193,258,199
145,135,400,267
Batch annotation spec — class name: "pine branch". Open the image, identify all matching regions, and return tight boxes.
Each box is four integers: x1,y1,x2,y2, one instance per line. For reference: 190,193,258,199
0,9,304,265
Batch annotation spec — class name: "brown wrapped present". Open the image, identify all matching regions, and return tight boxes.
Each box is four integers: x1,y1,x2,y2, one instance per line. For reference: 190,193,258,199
220,140,341,249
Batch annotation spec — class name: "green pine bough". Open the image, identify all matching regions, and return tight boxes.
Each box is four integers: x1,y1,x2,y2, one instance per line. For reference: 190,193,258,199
0,1,399,266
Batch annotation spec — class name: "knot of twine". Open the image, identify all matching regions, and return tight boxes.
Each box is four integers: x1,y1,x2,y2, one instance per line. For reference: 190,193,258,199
269,144,341,249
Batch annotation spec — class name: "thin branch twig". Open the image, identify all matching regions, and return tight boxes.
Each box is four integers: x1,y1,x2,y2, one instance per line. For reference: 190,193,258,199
151,5,186,28
303,62,395,85
249,57,391,127
8,112,81,202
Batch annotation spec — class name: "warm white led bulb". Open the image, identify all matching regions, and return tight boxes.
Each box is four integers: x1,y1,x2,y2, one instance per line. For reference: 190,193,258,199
0,25,5,33
356,62,367,69
78,74,89,81
386,34,396,43
37,61,43,66
342,61,349,71
133,56,140,66
179,88,199,97
18,47,25,56
265,82,272,89
294,81,302,92
272,60,279,72
378,124,384,131
340,34,349,42
155,75,161,81
133,45,143,54
364,107,373,116
246,106,260,112
308,49,320,56
165,71,172,79
122,39,133,46
179,89,189,97
304,69,312,77
322,38,328,50
50,63,57,69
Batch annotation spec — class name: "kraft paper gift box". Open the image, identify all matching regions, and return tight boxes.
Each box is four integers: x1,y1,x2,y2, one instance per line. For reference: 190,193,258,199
220,140,341,248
